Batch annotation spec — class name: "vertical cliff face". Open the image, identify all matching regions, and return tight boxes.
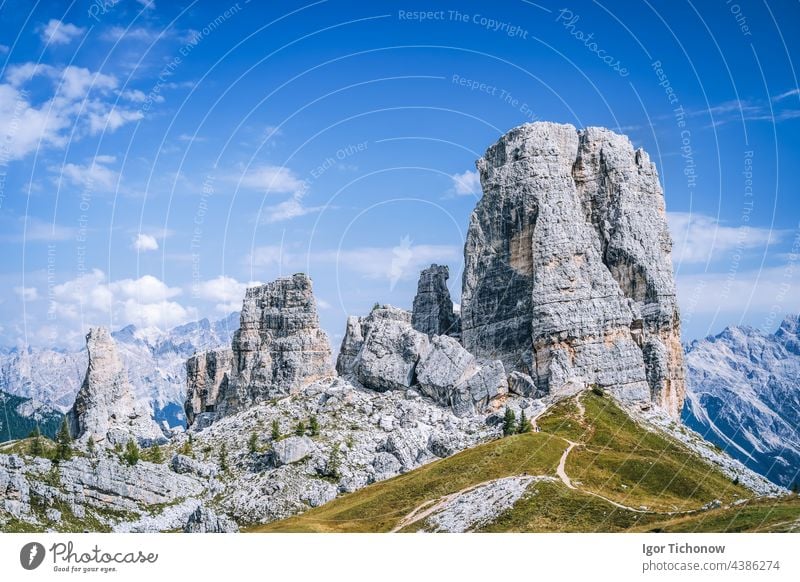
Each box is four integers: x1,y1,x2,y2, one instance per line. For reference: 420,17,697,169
184,348,232,427
216,274,334,416
68,327,163,445
461,122,684,417
411,264,460,337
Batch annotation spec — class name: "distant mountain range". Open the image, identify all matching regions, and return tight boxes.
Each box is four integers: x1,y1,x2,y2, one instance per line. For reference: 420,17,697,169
0,313,238,433
683,315,800,489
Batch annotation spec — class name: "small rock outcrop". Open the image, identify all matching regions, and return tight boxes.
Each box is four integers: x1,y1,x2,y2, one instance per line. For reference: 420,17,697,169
67,327,163,446
339,306,507,416
461,122,685,417
216,274,334,417
411,264,460,337
184,348,232,427
183,506,238,533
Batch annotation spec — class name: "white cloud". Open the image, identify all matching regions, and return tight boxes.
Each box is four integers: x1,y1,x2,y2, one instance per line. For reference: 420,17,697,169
51,270,189,330
57,158,119,192
773,88,800,102
450,170,481,196
236,165,306,194
132,233,159,252
12,217,75,242
195,275,259,313
316,298,331,310
318,238,460,289
677,266,799,317
39,19,85,45
668,212,783,265
247,245,288,267
0,63,139,160
14,286,38,302
261,196,324,223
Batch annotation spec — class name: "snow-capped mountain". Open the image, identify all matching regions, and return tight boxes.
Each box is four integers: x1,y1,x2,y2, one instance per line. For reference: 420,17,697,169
0,313,239,427
683,315,800,489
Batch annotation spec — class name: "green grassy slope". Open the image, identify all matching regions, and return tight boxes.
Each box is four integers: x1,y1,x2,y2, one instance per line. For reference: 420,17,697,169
253,392,800,533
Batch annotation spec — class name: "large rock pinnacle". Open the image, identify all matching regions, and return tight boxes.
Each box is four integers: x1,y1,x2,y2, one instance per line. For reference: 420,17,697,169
184,348,232,428
460,122,685,416
215,273,334,416
68,327,163,445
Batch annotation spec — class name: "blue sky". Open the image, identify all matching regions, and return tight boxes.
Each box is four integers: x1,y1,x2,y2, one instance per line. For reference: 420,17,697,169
0,0,798,349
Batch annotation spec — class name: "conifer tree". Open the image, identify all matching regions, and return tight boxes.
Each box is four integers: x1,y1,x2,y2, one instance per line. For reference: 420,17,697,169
271,419,281,441
309,415,320,436
123,439,140,466
517,410,532,434
502,408,517,437
248,432,259,453
55,418,72,461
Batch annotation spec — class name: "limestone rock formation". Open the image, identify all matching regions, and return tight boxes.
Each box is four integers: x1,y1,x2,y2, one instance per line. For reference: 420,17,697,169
68,327,163,446
183,506,238,533
352,307,430,392
461,122,685,417
216,274,334,417
339,306,507,416
411,264,460,337
184,348,232,427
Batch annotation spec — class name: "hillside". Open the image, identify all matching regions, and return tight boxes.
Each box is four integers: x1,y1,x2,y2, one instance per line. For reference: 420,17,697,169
254,391,798,533
0,389,63,442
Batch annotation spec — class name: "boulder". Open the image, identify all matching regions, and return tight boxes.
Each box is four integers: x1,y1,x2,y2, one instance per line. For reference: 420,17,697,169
183,506,238,533
271,436,315,466
415,335,476,404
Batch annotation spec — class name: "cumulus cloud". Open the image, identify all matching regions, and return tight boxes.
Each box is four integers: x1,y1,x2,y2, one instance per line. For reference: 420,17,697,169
0,63,140,160
132,233,159,252
236,165,306,194
14,286,38,302
668,212,783,265
261,197,325,223
450,170,481,196
51,270,189,329
195,275,259,313
39,19,85,45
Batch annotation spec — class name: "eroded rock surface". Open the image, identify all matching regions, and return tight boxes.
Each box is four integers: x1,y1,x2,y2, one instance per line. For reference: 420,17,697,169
217,274,334,417
461,122,684,416
184,348,232,427
412,264,460,337
67,328,163,446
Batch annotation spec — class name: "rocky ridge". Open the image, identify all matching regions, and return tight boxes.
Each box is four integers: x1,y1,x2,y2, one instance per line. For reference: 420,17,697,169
461,122,684,417
682,317,800,488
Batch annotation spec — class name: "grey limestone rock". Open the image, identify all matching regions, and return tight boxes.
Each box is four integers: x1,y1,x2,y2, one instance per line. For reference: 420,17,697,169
411,264,460,337
271,436,315,466
460,122,685,417
67,327,164,446
183,506,238,533
216,274,334,417
184,348,232,427
416,335,476,405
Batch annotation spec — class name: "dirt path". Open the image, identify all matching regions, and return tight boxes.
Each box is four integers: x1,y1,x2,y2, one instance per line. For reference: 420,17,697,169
557,441,578,489
391,481,490,532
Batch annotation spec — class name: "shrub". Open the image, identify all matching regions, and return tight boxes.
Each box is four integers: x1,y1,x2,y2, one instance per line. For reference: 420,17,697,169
309,416,320,436
123,440,140,466
178,440,193,457
219,443,228,472
147,444,164,463
87,435,95,456
271,420,281,441
295,420,306,436
248,432,259,454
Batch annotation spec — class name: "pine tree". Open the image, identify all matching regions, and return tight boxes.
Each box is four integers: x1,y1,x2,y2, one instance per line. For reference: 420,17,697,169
326,444,341,479
148,444,164,463
517,410,532,434
295,420,306,436
28,427,41,438
55,418,72,461
502,408,517,437
271,419,281,441
219,443,228,472
248,432,259,453
123,439,140,466
29,434,44,457
309,415,320,436
87,435,95,456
